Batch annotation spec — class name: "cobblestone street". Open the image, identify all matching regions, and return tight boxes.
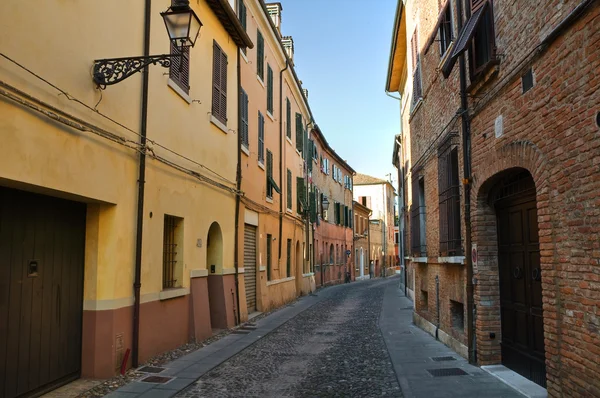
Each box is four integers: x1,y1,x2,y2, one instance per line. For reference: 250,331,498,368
179,278,402,398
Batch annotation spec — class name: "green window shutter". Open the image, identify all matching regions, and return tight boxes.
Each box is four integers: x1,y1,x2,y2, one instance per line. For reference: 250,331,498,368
257,30,264,80
296,177,306,213
309,190,316,222
240,89,249,147
267,65,273,113
287,169,292,210
266,149,273,197
295,113,303,153
307,140,314,173
286,98,291,138
258,112,264,162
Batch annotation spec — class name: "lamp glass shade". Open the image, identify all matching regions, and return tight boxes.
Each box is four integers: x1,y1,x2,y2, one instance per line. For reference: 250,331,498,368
322,197,330,211
161,8,202,48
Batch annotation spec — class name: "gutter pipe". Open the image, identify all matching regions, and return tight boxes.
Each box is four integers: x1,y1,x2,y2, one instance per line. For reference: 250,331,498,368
132,0,152,368
233,48,242,326
457,0,475,365
278,59,289,260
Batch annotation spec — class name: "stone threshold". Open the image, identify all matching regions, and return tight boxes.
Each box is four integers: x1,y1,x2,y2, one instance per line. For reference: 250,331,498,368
482,365,547,398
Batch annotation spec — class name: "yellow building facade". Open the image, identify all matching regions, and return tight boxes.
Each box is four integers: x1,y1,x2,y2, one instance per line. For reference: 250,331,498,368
235,1,315,320
0,0,251,395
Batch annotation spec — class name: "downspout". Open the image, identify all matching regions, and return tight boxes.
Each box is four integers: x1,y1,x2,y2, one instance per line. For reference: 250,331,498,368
233,49,242,326
132,0,152,368
304,119,313,283
277,60,289,260
457,0,475,365
396,138,407,296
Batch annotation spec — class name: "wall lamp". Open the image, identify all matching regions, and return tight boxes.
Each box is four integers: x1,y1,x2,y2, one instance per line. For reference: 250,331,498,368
93,0,202,89
322,196,330,211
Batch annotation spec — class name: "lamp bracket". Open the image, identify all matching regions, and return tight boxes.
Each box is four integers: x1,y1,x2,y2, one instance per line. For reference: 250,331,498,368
93,53,183,89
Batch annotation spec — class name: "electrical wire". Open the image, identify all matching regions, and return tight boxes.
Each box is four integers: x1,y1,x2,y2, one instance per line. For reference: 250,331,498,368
0,52,236,186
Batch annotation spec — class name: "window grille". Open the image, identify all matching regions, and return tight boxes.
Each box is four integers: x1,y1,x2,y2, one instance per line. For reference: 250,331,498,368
438,136,462,256
163,215,181,289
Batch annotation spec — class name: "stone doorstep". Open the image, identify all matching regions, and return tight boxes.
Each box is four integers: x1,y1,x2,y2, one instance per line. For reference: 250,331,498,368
481,365,547,398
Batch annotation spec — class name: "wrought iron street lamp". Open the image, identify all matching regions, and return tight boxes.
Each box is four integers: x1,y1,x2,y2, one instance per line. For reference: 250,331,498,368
93,0,202,89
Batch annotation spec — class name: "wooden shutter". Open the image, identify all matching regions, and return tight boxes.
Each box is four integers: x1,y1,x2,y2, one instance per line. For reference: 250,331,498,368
410,175,421,256
267,65,273,113
297,177,306,212
309,190,316,223
239,0,247,30
295,113,303,152
287,169,292,210
170,43,189,93
411,29,422,105
286,98,291,138
471,0,486,12
257,30,264,80
266,150,273,197
240,89,249,147
212,42,227,123
307,140,314,172
258,112,264,162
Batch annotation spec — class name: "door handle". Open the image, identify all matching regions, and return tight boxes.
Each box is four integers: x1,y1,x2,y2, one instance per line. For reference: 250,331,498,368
532,268,541,281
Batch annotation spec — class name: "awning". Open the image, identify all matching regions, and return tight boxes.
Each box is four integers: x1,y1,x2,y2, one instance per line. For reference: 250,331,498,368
441,2,488,78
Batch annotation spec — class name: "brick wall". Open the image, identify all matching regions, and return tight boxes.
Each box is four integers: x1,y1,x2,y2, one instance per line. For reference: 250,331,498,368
400,0,600,393
469,1,600,396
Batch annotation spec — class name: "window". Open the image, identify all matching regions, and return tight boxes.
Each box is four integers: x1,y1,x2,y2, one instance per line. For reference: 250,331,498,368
329,244,334,264
287,169,292,210
296,176,305,213
410,175,427,257
441,0,495,79
267,64,273,114
212,41,227,124
257,29,264,80
470,0,496,76
258,112,265,162
163,215,183,289
267,234,272,281
266,150,280,198
411,28,423,108
439,1,453,55
170,43,190,94
240,89,249,148
286,98,291,138
286,239,292,278
438,144,462,255
295,112,304,154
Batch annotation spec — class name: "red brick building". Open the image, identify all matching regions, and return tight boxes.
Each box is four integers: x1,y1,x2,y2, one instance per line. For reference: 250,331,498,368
310,125,355,286
387,0,600,395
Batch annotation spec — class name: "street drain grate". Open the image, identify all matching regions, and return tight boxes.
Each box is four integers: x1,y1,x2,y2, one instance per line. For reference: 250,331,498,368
137,366,165,374
431,356,456,362
427,368,468,377
140,375,174,384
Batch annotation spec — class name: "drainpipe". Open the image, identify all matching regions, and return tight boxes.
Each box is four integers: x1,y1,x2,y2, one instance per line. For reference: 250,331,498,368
457,0,476,365
277,60,289,260
132,0,152,368
304,119,313,283
435,275,440,340
233,49,242,326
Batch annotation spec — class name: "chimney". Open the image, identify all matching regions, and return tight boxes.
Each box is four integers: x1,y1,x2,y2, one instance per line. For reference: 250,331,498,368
302,88,309,100
282,35,294,65
266,3,283,36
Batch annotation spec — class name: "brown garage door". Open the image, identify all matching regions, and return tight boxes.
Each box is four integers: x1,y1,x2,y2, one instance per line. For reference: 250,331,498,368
243,224,257,313
0,187,86,398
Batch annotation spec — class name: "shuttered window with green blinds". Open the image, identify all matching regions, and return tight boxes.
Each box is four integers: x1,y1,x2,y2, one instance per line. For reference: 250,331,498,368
296,177,306,214
258,112,264,162
309,189,316,223
267,65,273,114
286,98,291,138
286,239,292,277
257,30,264,80
287,169,292,210
240,89,249,148
170,43,190,93
307,140,314,172
295,113,303,153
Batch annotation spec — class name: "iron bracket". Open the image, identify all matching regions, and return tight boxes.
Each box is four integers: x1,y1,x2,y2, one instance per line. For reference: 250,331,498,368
93,53,181,89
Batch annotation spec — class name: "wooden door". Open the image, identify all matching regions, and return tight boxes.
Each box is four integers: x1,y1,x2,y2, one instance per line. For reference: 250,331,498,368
496,185,546,387
0,187,86,397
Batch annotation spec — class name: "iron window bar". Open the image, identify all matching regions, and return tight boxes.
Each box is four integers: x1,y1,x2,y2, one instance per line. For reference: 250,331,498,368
163,215,178,289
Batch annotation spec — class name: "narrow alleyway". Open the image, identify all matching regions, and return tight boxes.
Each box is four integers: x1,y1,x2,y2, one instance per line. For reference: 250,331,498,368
179,278,401,397
107,277,524,398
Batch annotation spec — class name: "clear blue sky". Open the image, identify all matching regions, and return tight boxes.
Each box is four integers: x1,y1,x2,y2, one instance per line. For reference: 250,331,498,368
280,0,400,182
